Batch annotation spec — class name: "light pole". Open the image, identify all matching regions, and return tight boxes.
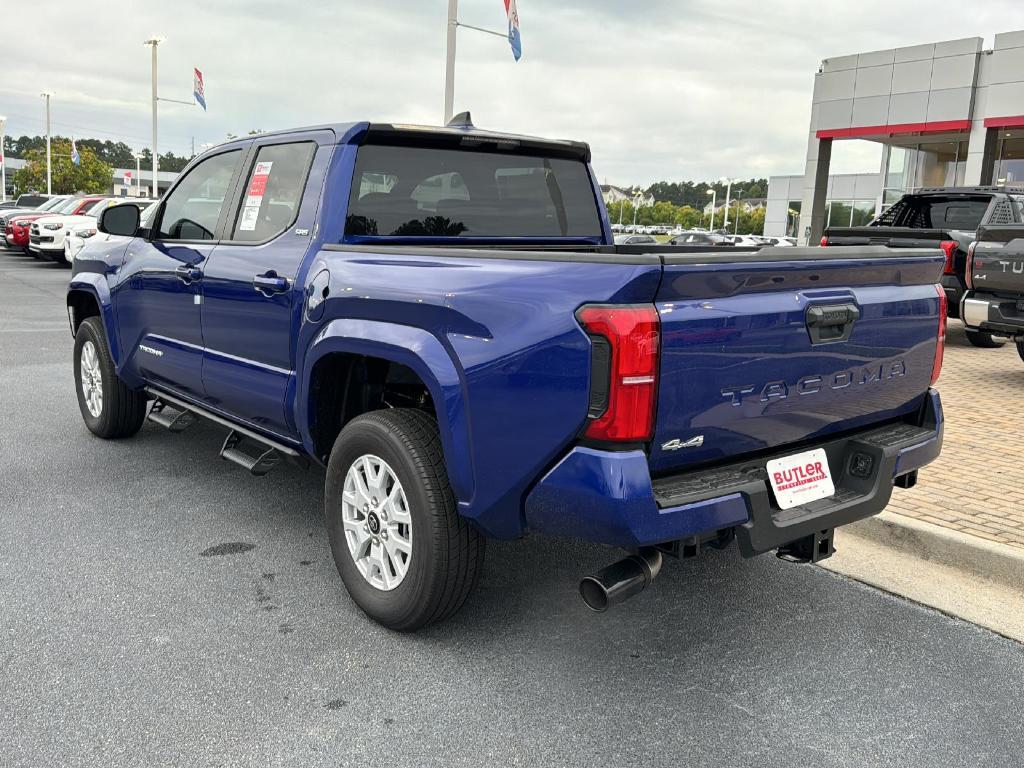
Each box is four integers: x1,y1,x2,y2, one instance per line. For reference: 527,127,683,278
40,92,53,195
722,178,733,230
144,37,163,202
706,188,716,230
734,189,743,235
0,114,6,202
632,192,643,230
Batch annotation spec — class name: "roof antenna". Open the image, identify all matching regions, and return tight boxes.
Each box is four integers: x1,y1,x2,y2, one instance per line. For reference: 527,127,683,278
447,111,474,128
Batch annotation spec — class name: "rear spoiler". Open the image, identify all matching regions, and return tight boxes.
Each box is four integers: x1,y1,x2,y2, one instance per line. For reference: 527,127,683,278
358,122,591,162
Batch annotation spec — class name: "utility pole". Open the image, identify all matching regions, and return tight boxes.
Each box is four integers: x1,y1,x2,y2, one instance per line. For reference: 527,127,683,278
41,92,53,195
734,189,743,235
0,115,6,203
144,37,162,200
706,189,716,230
134,153,142,198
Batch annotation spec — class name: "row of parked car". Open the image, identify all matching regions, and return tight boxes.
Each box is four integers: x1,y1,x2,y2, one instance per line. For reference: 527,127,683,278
614,230,797,247
0,194,154,264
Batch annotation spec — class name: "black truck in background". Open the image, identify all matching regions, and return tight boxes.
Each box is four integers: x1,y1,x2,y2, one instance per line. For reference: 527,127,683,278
962,225,1024,363
823,186,1024,348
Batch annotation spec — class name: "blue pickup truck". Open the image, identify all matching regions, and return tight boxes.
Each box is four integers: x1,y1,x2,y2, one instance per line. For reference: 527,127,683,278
68,117,946,630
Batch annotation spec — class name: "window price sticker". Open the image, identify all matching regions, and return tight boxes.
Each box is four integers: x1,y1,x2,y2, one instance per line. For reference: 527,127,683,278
239,161,273,231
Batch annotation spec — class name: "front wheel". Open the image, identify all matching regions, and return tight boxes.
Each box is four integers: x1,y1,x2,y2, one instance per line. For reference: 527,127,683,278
964,329,1005,348
325,409,484,631
73,317,147,439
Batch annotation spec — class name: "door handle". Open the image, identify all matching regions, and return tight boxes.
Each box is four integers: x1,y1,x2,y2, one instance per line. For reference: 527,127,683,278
175,265,202,284
805,303,860,344
253,271,290,296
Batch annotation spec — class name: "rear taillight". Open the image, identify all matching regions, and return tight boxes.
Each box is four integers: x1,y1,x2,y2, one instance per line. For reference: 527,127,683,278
820,236,829,247
939,240,959,275
931,284,947,386
965,241,976,290
576,304,660,442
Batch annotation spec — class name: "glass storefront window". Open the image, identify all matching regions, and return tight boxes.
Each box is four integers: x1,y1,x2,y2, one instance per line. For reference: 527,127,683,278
885,147,909,190
829,201,853,227
786,200,801,238
915,142,964,188
995,135,1024,184
851,200,877,226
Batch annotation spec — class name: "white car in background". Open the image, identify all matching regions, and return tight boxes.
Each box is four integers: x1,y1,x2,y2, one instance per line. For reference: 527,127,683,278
29,196,109,262
64,200,156,263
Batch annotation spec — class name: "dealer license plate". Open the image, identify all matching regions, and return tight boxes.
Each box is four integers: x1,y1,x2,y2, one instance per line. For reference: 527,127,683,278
766,448,835,510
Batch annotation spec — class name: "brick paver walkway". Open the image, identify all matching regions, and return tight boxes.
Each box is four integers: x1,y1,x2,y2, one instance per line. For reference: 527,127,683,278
888,320,1024,549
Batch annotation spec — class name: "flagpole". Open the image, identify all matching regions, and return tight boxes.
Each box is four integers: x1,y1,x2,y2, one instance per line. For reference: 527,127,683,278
444,0,458,125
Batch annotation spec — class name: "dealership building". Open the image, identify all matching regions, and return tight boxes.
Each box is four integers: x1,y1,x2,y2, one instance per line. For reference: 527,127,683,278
765,29,1024,242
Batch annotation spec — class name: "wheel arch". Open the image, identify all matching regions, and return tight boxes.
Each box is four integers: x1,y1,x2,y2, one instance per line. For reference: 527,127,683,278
299,319,474,507
67,276,121,363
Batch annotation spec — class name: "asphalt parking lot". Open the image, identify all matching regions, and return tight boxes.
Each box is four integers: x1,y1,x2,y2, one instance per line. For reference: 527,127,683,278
2,252,1024,768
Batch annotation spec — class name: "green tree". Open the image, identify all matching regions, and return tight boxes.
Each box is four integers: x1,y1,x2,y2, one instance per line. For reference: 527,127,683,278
12,140,113,194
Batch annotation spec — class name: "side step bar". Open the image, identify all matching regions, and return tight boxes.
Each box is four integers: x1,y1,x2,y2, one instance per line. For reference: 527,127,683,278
144,387,307,476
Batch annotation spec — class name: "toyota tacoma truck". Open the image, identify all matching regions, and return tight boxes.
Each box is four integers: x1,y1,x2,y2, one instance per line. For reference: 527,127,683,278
961,224,1024,363
68,117,946,630
823,185,1024,348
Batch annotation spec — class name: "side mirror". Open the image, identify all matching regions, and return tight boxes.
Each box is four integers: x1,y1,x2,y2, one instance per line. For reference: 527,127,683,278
98,203,141,237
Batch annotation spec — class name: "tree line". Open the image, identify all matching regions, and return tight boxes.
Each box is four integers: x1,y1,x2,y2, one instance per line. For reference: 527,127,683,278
643,178,768,208
606,199,767,235
3,135,193,172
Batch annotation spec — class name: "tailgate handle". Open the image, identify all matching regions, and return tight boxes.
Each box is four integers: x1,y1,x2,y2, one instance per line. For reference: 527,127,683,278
805,303,860,344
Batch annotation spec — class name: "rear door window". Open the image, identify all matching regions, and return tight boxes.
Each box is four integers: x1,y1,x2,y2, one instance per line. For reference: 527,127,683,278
346,144,602,238
231,141,316,242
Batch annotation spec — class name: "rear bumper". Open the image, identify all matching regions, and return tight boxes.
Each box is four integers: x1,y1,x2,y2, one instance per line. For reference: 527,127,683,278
525,390,943,551
961,292,1024,336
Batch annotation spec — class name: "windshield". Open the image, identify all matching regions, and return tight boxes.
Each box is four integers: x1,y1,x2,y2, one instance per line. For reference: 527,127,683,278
874,195,991,231
345,144,602,239
84,199,112,216
37,197,67,211
55,198,86,214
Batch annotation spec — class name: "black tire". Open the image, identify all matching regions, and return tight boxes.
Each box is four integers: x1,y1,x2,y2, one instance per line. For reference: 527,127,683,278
73,317,147,439
1017,341,1024,364
325,408,484,631
964,329,1005,348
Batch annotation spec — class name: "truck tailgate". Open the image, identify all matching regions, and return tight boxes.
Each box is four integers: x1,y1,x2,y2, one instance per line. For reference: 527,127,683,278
972,226,1024,294
649,247,944,474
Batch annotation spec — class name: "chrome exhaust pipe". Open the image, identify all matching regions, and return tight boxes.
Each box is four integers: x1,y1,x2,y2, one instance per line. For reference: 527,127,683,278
579,548,663,612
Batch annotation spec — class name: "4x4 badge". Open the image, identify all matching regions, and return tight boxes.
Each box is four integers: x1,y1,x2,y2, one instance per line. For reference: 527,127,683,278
662,436,704,451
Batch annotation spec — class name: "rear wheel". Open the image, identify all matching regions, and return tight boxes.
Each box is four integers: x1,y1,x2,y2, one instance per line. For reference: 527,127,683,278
73,317,147,439
325,409,484,631
965,329,1005,348
1017,341,1024,364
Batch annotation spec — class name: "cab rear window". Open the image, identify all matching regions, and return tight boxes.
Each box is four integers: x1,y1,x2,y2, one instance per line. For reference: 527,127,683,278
345,144,602,239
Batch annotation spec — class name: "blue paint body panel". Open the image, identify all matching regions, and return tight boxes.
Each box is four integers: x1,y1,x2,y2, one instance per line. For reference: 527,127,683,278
68,120,947,549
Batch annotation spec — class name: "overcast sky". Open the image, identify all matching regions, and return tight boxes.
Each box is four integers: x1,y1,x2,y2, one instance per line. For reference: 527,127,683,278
2,0,1021,186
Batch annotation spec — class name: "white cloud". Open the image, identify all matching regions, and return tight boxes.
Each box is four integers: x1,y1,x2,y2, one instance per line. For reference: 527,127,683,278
1,0,1020,185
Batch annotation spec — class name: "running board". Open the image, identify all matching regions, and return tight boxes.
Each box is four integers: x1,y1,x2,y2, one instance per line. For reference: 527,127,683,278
147,400,197,432
220,431,282,476
144,388,307,476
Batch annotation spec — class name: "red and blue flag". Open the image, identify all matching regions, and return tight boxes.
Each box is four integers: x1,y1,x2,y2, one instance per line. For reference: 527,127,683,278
504,0,522,61
194,68,207,111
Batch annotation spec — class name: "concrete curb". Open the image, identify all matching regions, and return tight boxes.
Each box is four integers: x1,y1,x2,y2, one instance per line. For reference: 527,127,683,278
843,511,1024,591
